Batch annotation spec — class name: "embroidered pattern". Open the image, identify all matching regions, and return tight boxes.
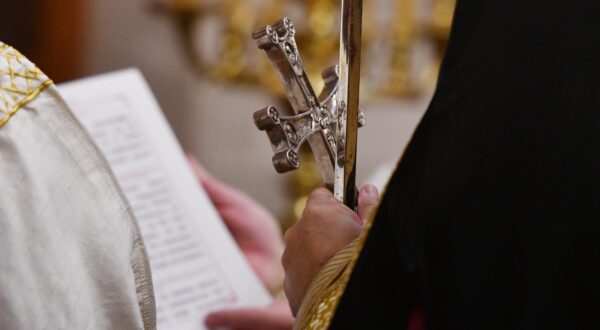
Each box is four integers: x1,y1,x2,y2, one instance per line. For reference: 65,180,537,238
0,42,52,127
296,160,403,329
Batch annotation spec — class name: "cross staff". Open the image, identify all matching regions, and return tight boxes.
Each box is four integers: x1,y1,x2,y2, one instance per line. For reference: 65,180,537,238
335,0,363,208
252,0,364,209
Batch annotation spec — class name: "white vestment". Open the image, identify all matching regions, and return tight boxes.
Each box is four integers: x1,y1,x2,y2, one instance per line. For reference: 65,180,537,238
0,42,156,329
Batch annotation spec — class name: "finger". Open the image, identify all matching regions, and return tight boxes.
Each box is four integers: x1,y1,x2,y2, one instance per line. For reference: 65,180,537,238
187,154,214,183
204,308,292,330
309,186,333,198
306,187,336,205
357,184,379,223
203,177,248,208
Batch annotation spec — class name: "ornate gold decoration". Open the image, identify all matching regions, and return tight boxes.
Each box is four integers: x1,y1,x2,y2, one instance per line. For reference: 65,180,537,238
157,0,456,99
0,42,52,127
380,0,419,97
152,0,282,85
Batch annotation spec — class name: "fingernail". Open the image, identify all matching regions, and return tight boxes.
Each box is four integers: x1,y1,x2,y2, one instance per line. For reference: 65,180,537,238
364,184,378,197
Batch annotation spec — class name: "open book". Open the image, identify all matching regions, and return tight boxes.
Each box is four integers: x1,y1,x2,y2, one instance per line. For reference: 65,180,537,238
58,69,271,330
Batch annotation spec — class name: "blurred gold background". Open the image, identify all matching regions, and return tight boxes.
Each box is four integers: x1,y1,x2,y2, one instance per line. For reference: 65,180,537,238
0,0,454,224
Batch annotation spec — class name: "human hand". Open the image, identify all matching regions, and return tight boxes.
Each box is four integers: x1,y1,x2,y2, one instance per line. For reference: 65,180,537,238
188,156,285,293
282,185,379,315
189,156,293,329
204,297,294,330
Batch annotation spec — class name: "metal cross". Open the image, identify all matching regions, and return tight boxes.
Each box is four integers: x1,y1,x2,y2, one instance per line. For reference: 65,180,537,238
253,0,363,208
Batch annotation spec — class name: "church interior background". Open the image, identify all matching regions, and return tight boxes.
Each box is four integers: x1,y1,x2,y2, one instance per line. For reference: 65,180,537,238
0,0,454,227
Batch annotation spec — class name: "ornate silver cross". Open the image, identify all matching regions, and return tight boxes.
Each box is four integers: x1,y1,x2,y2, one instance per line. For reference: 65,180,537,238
253,1,363,208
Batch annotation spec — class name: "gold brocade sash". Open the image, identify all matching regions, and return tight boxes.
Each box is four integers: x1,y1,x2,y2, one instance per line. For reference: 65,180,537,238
294,153,410,329
294,202,383,329
294,238,360,330
0,42,53,128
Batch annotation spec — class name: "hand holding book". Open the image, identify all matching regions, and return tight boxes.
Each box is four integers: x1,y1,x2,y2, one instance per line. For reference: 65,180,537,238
188,156,286,295
187,156,295,329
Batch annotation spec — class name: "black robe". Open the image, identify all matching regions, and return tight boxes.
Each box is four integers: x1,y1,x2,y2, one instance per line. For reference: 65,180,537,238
330,0,600,329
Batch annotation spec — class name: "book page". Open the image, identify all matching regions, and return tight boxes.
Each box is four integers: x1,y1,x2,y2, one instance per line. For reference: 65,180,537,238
59,69,271,330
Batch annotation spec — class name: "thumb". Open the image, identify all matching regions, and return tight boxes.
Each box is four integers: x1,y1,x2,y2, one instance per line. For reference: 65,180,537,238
204,307,292,330
357,184,379,223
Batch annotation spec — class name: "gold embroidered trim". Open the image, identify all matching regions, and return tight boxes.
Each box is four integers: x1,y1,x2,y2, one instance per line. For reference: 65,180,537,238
0,42,53,128
294,238,360,330
295,150,412,329
294,207,382,330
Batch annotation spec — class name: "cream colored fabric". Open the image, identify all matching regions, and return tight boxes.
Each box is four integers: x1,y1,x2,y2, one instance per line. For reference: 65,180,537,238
0,42,156,329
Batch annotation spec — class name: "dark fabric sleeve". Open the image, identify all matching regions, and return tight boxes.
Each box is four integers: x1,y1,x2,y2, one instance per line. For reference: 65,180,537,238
329,0,600,329
329,118,433,329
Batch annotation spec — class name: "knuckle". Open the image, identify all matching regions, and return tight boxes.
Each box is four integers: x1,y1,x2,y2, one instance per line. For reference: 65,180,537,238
300,203,324,225
281,242,298,271
309,187,330,199
283,226,295,244
281,249,290,270
300,206,317,223
361,199,378,209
